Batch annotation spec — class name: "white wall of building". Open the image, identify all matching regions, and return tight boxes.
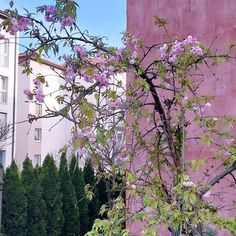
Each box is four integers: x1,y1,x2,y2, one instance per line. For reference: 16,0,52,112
16,59,72,168
0,15,18,168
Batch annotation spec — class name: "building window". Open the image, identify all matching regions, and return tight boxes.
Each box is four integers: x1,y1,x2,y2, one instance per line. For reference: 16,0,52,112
117,131,124,143
34,128,42,142
0,150,6,166
0,113,7,124
0,39,9,67
35,103,42,116
0,76,7,104
0,113,8,142
33,154,41,166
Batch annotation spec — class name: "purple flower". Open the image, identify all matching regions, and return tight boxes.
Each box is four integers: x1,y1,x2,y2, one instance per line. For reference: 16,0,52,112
131,51,137,59
129,50,137,64
66,65,76,77
46,5,57,14
108,65,116,75
18,18,31,31
23,88,33,100
129,59,135,65
60,16,74,29
203,191,211,199
0,34,5,40
171,41,184,54
190,46,203,56
160,43,168,58
183,181,195,187
65,76,73,83
35,88,45,103
107,99,123,109
10,18,19,35
78,147,86,156
224,151,230,157
73,45,87,57
23,88,30,95
169,54,177,63
33,79,40,88
95,73,108,87
183,35,199,46
45,15,55,23
10,17,31,35
115,48,124,61
83,75,93,83
205,102,212,108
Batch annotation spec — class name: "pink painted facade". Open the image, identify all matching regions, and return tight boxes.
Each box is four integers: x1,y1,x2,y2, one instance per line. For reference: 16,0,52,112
127,1,236,235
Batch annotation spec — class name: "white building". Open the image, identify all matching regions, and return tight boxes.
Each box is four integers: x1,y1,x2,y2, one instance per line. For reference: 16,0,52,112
0,11,126,169
0,11,18,168
16,55,125,168
16,55,72,167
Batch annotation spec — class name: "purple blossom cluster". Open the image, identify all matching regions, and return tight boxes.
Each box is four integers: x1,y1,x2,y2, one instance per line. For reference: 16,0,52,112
75,128,96,157
45,5,57,22
10,17,31,35
160,35,203,63
77,128,96,143
23,78,46,103
46,5,57,14
35,88,45,103
106,98,123,109
62,46,125,88
60,16,74,29
73,45,87,57
122,35,139,64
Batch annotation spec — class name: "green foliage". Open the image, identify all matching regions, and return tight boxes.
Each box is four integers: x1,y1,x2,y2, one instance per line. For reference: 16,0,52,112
59,153,80,235
69,155,89,235
85,196,127,236
210,216,236,234
41,155,63,236
97,168,108,208
83,159,100,230
21,158,46,236
2,161,27,236
3,1,236,234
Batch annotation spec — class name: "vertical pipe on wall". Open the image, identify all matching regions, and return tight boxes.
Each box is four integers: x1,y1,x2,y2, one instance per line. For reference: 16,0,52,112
11,35,17,162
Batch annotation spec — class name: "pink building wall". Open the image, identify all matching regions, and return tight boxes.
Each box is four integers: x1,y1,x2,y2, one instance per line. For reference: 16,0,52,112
127,1,236,235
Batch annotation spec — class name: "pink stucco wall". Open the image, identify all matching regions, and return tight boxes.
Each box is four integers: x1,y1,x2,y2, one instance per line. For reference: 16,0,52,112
127,1,236,235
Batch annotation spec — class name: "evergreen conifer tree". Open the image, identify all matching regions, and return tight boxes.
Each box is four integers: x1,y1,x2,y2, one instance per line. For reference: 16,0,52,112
83,159,100,230
69,155,89,235
21,157,46,236
96,167,108,207
41,155,63,236
59,153,80,235
2,161,27,236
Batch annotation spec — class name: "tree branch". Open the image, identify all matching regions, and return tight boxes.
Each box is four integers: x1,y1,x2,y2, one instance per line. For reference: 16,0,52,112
201,162,236,196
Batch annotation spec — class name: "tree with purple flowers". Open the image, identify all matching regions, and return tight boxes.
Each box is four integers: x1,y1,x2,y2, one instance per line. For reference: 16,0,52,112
1,1,236,235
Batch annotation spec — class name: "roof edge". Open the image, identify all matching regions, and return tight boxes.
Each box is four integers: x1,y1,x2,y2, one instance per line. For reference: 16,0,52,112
0,10,9,20
19,53,64,71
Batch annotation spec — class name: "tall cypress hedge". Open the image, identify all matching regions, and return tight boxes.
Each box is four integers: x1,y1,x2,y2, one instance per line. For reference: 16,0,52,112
59,153,80,235
21,157,46,236
2,161,27,236
83,159,100,230
70,155,89,235
2,154,112,236
41,155,63,236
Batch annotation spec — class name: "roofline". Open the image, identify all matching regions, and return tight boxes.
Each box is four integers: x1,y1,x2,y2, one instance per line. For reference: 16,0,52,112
19,53,64,71
0,11,9,20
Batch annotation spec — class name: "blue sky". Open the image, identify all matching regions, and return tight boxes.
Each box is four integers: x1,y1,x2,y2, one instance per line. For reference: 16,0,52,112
1,0,126,47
